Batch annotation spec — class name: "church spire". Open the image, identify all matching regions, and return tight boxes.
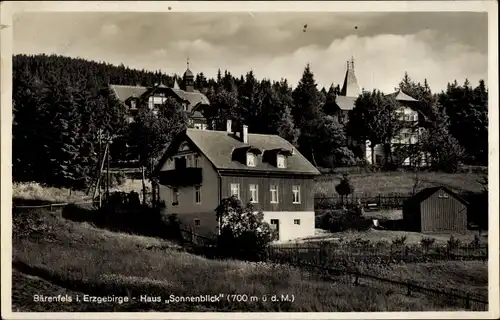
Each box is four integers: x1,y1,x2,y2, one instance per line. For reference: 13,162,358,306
340,56,361,97
183,56,194,92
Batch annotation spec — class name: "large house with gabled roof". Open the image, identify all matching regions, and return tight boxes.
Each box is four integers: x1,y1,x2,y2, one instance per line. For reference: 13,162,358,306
324,57,428,167
153,120,321,241
109,62,210,130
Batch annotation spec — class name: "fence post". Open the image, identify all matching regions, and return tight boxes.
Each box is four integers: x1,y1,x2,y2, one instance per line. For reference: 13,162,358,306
406,282,412,296
465,294,470,309
49,204,53,212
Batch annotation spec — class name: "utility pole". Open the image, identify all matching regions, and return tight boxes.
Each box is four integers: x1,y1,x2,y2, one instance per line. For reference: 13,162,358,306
106,137,110,198
98,129,102,208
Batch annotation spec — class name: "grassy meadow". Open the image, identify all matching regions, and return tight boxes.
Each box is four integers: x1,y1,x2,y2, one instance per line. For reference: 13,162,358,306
10,180,489,312
11,208,486,311
314,171,485,196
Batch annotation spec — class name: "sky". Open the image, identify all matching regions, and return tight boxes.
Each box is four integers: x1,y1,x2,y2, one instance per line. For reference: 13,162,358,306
12,11,489,93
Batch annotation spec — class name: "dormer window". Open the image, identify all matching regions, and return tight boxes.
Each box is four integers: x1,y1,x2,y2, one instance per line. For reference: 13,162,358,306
247,153,256,167
131,100,136,109
277,154,286,168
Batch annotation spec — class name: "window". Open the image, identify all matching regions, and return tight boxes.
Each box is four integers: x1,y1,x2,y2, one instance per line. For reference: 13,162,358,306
130,100,136,109
249,184,259,203
172,188,179,204
270,219,279,225
292,185,301,204
195,186,201,204
270,185,279,203
294,219,301,225
247,153,256,167
230,183,240,199
438,192,450,199
277,155,286,168
183,104,188,112
194,155,200,168
194,219,201,226
186,155,192,167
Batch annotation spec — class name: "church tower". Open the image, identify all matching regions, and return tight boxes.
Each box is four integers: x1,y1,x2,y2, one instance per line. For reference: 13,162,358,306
182,58,195,92
340,57,361,97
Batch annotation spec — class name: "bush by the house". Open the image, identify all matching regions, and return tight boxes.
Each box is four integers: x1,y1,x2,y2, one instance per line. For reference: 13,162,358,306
316,208,372,233
215,196,276,261
420,237,436,253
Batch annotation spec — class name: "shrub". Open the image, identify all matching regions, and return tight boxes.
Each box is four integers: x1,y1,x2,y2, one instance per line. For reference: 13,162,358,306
215,196,276,261
447,235,461,251
470,234,481,249
420,237,436,252
392,236,407,247
335,173,355,205
164,214,184,242
319,209,372,233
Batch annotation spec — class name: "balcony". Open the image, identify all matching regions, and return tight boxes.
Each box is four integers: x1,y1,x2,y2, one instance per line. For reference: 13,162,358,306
158,168,203,187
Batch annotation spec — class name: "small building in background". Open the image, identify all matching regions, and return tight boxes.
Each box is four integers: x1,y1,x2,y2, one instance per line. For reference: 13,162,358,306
403,186,468,232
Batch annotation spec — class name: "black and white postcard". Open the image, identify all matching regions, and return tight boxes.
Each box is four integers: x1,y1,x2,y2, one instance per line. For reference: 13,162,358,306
1,1,498,319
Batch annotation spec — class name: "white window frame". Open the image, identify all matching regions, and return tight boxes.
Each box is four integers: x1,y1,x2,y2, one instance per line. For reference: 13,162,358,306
294,219,301,225
277,155,286,168
194,219,201,226
172,188,179,204
292,185,301,204
230,183,240,199
249,184,259,203
194,155,200,168
270,185,279,204
247,153,256,167
195,186,201,204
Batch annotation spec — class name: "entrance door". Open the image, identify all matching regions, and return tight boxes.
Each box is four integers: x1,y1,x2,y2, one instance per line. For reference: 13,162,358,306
270,219,280,240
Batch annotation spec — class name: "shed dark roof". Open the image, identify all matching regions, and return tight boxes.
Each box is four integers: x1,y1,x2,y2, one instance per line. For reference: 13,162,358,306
410,186,469,205
157,129,321,176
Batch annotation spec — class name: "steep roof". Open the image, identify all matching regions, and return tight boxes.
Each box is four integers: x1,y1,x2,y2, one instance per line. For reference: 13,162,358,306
171,88,210,107
410,186,469,205
110,84,147,102
184,68,194,77
157,129,321,176
334,95,357,111
387,90,419,102
340,58,361,98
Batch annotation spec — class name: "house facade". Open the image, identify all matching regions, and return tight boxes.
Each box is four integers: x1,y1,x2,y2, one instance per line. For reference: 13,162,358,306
109,62,210,130
403,186,468,232
154,121,321,241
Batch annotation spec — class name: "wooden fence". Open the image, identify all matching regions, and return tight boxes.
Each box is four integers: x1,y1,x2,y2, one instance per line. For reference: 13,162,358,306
315,193,411,209
292,261,488,311
267,243,488,265
12,200,97,212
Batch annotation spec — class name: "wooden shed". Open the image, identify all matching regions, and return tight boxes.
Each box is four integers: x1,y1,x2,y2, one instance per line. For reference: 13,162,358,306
403,186,468,232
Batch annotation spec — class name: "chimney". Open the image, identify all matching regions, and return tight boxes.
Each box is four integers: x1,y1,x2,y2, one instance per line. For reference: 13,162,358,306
226,119,232,133
241,125,248,144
